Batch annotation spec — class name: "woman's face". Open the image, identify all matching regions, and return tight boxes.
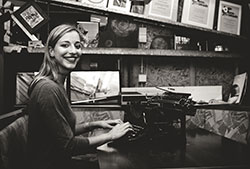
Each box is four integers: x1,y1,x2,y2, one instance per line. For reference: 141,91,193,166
50,31,82,74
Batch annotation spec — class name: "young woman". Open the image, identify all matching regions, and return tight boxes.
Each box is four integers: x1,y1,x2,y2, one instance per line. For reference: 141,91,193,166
27,24,132,169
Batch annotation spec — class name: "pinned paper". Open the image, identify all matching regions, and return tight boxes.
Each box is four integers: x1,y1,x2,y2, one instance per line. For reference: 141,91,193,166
138,27,147,43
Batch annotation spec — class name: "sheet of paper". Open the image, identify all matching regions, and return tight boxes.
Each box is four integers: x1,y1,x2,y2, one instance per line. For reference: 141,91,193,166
122,86,222,102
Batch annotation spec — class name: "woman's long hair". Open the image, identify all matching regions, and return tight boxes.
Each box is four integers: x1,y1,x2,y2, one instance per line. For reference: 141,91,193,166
28,24,84,96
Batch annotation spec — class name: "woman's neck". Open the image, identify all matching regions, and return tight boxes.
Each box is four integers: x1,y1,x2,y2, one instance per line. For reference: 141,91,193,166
57,73,67,85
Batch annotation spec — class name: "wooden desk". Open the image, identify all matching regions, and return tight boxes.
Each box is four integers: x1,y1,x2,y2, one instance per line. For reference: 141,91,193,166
190,105,250,144
194,104,250,111
96,128,250,169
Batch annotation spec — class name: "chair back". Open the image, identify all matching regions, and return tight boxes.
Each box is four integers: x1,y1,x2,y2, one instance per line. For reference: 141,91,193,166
0,115,28,169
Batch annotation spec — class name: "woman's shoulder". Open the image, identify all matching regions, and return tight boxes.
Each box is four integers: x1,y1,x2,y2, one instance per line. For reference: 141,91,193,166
32,78,67,101
35,78,61,92
37,78,57,87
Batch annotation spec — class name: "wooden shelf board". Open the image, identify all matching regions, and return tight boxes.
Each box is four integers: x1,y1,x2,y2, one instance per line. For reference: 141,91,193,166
81,48,242,58
4,46,242,58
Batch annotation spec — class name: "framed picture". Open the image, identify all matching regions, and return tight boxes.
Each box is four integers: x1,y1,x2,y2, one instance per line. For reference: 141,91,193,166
13,1,49,34
77,21,99,47
70,70,121,105
229,72,247,104
81,0,108,8
107,0,131,13
217,1,242,35
144,0,178,22
181,0,216,29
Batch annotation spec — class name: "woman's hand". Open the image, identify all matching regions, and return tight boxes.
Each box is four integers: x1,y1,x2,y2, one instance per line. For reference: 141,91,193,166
97,119,123,129
108,122,133,141
87,122,133,146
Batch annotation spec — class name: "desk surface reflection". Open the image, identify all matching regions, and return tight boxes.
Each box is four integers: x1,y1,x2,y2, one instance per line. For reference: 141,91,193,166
96,128,250,169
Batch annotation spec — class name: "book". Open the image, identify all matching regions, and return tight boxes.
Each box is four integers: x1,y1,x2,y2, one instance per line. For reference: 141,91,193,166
174,35,197,50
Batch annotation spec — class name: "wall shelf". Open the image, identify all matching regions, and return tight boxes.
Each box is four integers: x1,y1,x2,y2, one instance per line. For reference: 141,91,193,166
81,48,243,58
4,46,243,58
36,0,247,40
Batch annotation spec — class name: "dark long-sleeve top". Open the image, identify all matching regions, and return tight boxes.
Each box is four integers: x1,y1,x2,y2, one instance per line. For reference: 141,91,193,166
27,78,91,169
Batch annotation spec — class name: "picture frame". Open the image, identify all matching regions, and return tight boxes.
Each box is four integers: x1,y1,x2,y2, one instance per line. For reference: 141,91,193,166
13,1,49,34
15,72,37,105
144,0,178,22
81,0,108,9
217,1,242,35
229,72,247,104
107,0,131,13
77,21,99,48
70,70,121,105
181,0,216,29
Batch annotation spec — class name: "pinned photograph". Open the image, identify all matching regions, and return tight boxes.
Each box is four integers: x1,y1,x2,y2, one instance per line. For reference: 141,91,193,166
107,0,131,13
81,0,108,9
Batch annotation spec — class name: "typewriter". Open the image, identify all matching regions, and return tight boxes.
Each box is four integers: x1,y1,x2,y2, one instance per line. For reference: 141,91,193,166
109,87,196,147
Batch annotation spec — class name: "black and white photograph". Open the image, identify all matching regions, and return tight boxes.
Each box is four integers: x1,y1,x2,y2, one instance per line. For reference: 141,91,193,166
1,0,250,169
13,1,48,33
107,0,131,13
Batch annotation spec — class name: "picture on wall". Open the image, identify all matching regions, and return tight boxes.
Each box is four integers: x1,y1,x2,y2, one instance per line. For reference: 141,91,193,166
144,0,178,22
107,0,131,13
13,1,48,34
70,71,121,105
181,0,216,29
16,72,36,105
77,21,99,48
229,72,247,104
217,1,242,35
98,17,138,48
81,0,108,8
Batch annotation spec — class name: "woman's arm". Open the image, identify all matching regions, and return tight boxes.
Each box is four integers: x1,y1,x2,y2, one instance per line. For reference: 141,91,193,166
75,119,123,135
75,121,99,135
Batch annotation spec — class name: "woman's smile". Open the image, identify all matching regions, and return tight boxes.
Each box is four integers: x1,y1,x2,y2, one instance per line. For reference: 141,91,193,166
63,56,79,63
